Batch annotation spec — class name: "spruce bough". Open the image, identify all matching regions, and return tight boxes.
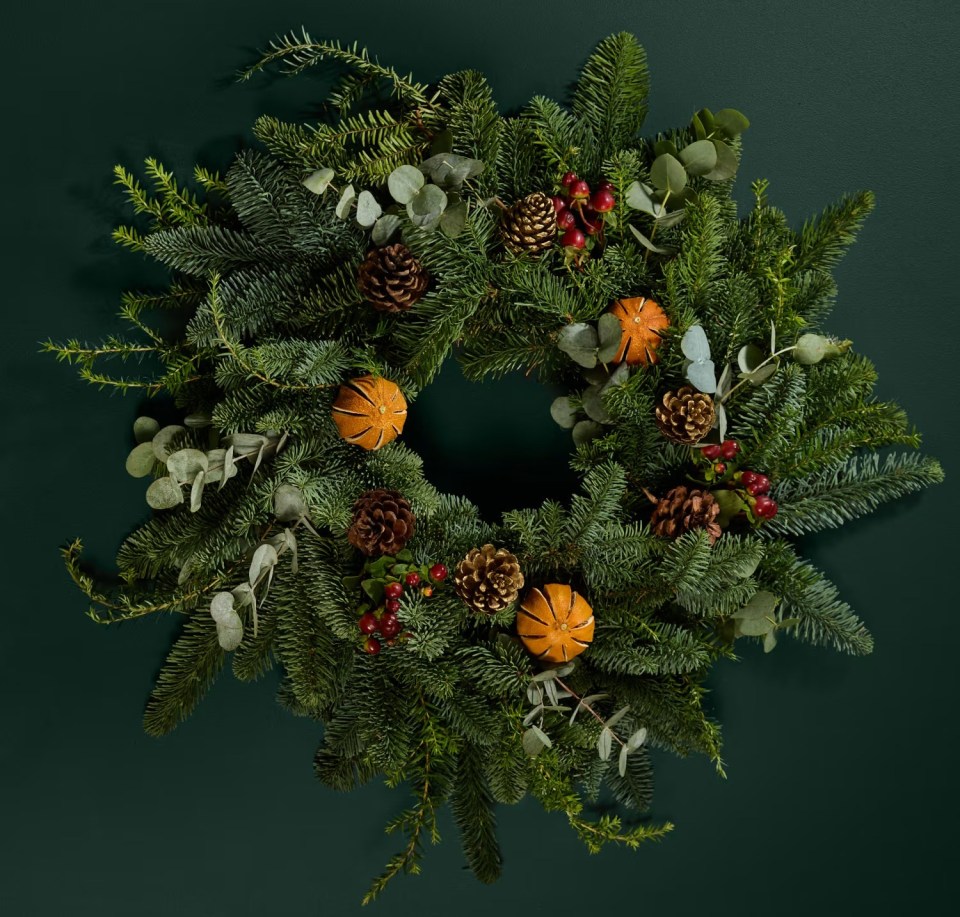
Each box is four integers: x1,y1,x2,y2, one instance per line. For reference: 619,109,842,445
46,30,943,903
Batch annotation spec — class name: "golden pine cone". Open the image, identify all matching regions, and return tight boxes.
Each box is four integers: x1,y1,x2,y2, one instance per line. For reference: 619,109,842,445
357,243,429,312
454,544,524,614
649,485,722,544
501,192,556,255
347,488,416,556
654,386,715,444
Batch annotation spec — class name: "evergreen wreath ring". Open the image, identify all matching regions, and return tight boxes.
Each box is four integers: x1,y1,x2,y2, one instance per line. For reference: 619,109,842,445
48,31,944,904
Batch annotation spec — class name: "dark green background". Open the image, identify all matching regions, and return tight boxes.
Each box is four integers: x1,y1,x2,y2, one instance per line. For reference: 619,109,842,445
2,1,957,914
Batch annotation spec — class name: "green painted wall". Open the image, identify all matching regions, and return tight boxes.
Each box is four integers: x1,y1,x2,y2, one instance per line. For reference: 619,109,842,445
2,1,956,914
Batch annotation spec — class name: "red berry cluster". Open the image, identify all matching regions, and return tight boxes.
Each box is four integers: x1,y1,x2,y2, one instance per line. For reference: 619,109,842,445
358,562,448,655
699,439,779,522
554,172,616,257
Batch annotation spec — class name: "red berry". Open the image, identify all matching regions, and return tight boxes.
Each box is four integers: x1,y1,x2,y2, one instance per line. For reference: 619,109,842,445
720,440,740,460
752,474,771,495
358,612,379,635
384,581,403,599
740,470,758,486
385,598,401,613
702,445,722,460
714,463,726,475
379,612,401,639
597,180,615,193
363,636,381,655
569,179,591,200
561,227,586,249
590,189,616,213
745,481,765,496
557,209,577,231
429,563,448,582
561,171,577,187
404,571,421,587
551,195,567,214
753,495,778,519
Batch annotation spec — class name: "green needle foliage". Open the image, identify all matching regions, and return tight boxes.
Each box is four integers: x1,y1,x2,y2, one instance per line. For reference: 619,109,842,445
47,31,942,904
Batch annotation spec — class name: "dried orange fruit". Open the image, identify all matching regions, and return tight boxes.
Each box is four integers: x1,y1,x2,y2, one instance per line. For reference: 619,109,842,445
517,584,595,664
609,296,670,365
331,375,407,451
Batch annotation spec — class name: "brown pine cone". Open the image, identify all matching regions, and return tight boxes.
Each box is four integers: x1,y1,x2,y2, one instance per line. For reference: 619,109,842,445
454,544,524,614
347,488,415,556
357,243,429,313
655,386,716,444
501,192,556,255
649,485,722,544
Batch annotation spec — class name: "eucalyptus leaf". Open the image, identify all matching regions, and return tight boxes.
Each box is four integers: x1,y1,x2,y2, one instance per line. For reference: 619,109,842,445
681,325,712,363
717,362,732,397
215,612,243,652
184,412,212,428
716,402,728,441
274,483,308,522
597,727,613,761
371,213,402,245
303,167,335,195
419,152,483,188
679,139,719,176
151,425,186,463
604,360,630,390
133,416,159,444
209,591,236,624
763,630,778,653
220,445,236,491
743,359,779,385
335,183,356,219
650,153,687,193
355,190,382,227
231,583,255,608
166,448,209,484
145,475,183,510
523,705,544,727
223,433,268,455
550,396,579,429
439,200,468,237
522,727,548,756
189,473,204,512
125,442,156,478
733,591,779,636
653,139,679,159
624,180,658,215
605,705,631,731
387,165,424,204
714,108,750,137
770,319,777,353
407,184,448,229
596,313,623,363
572,419,604,446
628,224,672,254
249,543,279,587
685,359,717,394
654,207,687,229
627,727,648,751
738,344,765,372
581,385,611,424
557,323,599,368
618,744,630,777
704,139,738,181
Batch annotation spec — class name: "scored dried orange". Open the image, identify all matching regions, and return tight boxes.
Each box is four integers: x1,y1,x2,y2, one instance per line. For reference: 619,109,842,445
331,375,407,451
517,584,595,665
609,295,670,365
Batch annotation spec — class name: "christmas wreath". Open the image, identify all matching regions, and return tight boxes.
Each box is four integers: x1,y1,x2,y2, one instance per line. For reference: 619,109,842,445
48,31,943,903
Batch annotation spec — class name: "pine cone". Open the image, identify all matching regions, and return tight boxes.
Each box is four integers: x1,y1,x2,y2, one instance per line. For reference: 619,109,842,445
357,243,429,313
501,192,556,255
347,489,415,556
655,386,716,444
650,486,722,544
454,544,524,614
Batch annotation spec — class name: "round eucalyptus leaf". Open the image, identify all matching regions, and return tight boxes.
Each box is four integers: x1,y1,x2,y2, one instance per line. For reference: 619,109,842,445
274,483,308,522
166,448,209,484
686,359,717,393
704,139,738,181
189,473,204,512
302,167,335,195
355,190,382,228
371,213,402,246
334,184,356,219
679,139,719,176
209,591,235,624
582,385,611,424
215,613,243,652
249,543,279,587
125,442,156,478
557,322,599,368
572,419,604,446
653,139,679,159
738,343,765,372
439,200,468,237
714,108,750,138
387,165,425,204
183,412,212,428
550,396,579,429
597,313,623,363
407,184,448,229
151,425,186,462
223,432,268,455
145,476,183,510
604,361,631,389
650,153,687,193
744,359,779,386
624,180,657,215
794,333,829,365
681,326,712,363
133,416,159,444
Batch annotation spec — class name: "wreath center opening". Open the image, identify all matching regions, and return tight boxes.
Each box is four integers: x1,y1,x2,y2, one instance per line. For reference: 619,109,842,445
401,356,580,518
